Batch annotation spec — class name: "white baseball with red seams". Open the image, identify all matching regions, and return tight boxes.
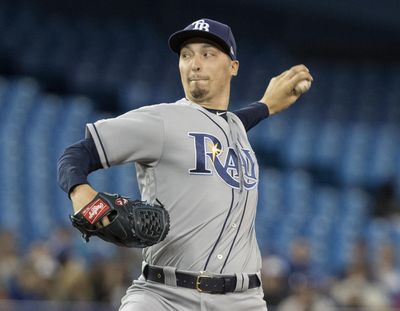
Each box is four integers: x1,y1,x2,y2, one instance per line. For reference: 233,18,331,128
294,80,312,95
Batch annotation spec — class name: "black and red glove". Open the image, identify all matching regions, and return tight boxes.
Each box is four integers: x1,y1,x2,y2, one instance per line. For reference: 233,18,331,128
70,192,170,248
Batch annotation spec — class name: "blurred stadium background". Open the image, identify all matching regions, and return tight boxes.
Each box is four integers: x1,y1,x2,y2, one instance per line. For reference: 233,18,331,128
0,0,399,310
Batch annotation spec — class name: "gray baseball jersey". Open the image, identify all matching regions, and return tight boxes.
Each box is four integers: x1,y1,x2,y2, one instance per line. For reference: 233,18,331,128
86,98,262,275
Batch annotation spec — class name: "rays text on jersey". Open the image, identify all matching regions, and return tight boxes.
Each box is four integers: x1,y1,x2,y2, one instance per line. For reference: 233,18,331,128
188,132,257,189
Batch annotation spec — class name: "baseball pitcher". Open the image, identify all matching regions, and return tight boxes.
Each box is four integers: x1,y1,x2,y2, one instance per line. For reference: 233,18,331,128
57,18,313,311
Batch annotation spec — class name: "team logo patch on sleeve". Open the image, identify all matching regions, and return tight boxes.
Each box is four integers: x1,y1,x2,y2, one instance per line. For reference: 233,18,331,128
81,198,110,224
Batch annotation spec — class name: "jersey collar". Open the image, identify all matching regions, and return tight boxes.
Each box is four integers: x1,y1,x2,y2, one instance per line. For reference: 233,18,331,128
180,98,228,119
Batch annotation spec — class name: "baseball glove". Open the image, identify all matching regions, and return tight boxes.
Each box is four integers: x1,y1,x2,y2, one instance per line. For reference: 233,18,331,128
69,192,170,248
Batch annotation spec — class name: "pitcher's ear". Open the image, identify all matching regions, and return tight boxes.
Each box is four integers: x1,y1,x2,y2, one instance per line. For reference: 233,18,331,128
231,60,239,76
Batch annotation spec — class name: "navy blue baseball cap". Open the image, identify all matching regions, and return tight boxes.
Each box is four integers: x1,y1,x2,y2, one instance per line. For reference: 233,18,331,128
168,18,237,60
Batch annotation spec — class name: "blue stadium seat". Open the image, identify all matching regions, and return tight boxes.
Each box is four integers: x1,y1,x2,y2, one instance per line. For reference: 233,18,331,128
281,120,316,168
338,123,372,185
366,125,398,186
109,164,141,198
365,219,391,261
385,84,400,123
312,121,344,171
250,112,290,156
354,65,384,123
325,65,357,121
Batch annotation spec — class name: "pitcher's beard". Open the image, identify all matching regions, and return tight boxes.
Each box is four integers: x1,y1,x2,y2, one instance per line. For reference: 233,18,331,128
190,86,209,100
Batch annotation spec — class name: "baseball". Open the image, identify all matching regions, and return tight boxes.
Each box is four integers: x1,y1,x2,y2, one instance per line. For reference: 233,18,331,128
294,80,311,95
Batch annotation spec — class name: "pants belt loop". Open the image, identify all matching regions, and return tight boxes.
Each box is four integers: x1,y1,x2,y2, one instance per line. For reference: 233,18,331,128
141,261,149,280
234,273,244,292
256,271,262,287
163,266,177,287
242,273,249,291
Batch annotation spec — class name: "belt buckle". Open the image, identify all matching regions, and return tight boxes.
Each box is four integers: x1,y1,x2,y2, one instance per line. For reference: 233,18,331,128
196,271,212,293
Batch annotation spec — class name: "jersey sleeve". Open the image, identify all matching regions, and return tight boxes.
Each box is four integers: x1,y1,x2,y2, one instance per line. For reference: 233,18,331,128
85,106,165,168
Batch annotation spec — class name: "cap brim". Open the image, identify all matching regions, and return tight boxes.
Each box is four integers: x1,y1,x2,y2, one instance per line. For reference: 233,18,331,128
168,30,232,59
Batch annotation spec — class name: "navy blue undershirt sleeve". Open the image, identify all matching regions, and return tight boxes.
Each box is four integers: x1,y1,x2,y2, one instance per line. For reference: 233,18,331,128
232,102,270,131
57,138,102,195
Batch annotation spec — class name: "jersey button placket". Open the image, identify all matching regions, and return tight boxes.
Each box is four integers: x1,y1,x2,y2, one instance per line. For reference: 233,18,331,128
217,254,223,260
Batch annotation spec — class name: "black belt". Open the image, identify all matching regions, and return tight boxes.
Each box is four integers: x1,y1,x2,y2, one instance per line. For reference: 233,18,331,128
143,265,260,294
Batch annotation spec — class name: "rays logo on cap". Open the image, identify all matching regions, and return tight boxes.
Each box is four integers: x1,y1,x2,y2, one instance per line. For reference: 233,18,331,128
168,18,237,60
191,19,210,32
